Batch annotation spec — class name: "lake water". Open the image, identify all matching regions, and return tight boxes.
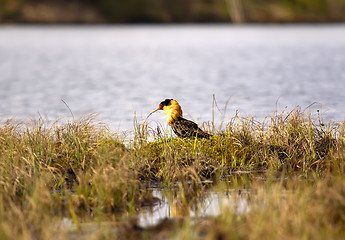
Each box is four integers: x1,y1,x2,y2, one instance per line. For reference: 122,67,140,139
1,25,345,131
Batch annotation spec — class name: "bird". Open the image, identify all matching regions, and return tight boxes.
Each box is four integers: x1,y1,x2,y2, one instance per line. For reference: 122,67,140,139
148,99,212,139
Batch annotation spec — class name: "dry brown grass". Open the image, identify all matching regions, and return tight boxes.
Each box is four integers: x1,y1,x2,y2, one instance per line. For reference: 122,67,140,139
0,109,344,239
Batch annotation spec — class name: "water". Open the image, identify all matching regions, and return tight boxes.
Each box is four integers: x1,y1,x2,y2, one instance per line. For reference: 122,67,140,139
137,189,251,227
1,25,345,131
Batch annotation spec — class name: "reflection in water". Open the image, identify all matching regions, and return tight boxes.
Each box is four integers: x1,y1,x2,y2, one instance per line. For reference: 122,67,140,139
60,187,254,236
138,172,265,227
61,173,275,237
138,188,252,227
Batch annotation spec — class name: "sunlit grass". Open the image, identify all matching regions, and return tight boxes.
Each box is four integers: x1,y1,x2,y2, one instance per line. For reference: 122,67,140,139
135,108,343,182
0,108,344,239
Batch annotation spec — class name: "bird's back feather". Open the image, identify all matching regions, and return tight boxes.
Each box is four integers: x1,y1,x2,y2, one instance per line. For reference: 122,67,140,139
171,117,211,139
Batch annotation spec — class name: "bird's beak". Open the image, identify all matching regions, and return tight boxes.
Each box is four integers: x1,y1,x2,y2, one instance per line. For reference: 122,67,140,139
147,106,162,119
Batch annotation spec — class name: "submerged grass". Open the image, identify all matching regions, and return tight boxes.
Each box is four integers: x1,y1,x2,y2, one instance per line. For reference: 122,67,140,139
173,176,345,240
0,108,344,239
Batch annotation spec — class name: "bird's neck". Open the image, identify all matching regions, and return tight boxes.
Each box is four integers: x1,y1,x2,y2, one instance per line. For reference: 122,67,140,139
163,100,183,125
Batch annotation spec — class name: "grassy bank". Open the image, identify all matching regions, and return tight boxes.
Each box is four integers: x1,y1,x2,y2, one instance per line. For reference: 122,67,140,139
136,108,344,181
1,0,345,23
0,109,344,239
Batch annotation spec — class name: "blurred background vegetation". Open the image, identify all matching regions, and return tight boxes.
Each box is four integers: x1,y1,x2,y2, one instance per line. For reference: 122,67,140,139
0,0,344,23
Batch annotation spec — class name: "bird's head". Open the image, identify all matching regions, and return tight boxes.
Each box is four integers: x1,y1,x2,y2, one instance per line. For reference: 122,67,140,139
148,99,183,124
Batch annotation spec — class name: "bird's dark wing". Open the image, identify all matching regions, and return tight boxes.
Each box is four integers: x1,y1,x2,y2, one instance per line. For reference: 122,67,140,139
171,117,211,139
